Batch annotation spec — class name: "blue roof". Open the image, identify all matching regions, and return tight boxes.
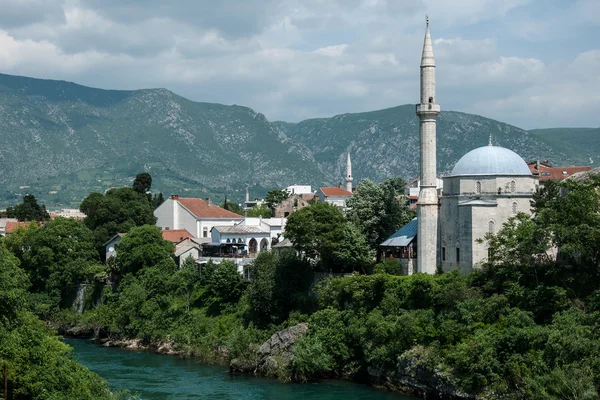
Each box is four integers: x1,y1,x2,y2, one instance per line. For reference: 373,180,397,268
450,145,532,177
380,217,417,247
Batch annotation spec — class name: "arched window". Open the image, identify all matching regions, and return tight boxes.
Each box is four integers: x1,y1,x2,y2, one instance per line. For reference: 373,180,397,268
231,238,236,244
488,220,495,234
512,202,518,214
476,181,482,194
226,238,231,243
510,180,516,193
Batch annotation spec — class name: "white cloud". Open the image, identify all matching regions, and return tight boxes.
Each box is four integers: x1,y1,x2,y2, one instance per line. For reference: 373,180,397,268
0,0,597,128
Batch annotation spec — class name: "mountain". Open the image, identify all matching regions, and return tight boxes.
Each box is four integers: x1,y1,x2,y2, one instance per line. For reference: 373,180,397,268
275,106,574,183
529,128,600,166
0,73,594,209
0,73,332,208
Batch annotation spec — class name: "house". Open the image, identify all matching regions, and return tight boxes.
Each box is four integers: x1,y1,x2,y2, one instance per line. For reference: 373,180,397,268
527,160,591,187
174,237,204,267
404,177,444,209
154,195,243,239
0,218,18,236
273,194,311,217
380,217,418,275
104,233,125,260
161,229,194,243
207,217,286,257
316,186,353,207
286,185,312,195
50,208,86,219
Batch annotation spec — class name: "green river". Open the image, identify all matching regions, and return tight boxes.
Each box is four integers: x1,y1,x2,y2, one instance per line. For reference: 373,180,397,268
66,339,416,400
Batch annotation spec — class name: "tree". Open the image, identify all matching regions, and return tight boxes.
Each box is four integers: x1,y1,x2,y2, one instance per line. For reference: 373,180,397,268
18,217,101,308
5,194,50,221
222,200,244,214
132,172,152,194
247,204,272,218
265,189,289,209
80,187,156,257
116,225,175,276
346,179,413,250
203,260,244,307
152,192,165,209
285,202,371,271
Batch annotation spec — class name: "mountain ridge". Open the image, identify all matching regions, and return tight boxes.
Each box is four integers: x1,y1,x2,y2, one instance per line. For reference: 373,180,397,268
0,72,594,208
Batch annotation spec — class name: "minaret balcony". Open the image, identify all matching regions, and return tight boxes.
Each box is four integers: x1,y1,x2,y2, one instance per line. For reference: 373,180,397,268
416,103,441,115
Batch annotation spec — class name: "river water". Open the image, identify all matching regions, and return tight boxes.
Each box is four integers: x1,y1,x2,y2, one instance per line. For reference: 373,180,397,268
66,338,416,400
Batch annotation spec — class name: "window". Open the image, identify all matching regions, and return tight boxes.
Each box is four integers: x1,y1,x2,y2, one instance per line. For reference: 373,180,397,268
476,181,481,194
510,180,516,193
512,202,518,214
456,248,460,263
442,247,446,261
165,226,170,230
203,228,208,238
428,96,433,103
488,220,495,234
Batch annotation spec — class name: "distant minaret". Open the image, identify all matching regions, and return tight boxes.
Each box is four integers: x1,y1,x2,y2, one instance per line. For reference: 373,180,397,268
416,16,440,274
346,152,353,192
245,185,250,204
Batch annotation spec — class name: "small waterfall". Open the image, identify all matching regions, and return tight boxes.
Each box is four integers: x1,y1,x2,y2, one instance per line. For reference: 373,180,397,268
73,284,86,314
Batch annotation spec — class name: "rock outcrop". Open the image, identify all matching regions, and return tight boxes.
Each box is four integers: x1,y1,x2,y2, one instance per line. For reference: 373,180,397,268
230,323,308,376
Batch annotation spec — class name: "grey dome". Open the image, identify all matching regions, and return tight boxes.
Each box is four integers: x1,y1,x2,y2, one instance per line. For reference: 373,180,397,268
450,145,532,177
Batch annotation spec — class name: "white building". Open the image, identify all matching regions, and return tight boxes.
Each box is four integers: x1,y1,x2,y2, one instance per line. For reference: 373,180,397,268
154,195,243,239
405,177,444,209
286,185,312,195
51,208,86,219
210,217,286,256
316,187,353,207
104,233,125,260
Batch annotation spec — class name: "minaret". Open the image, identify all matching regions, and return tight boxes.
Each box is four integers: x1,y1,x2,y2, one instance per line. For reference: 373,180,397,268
245,185,250,204
345,152,353,192
416,16,440,274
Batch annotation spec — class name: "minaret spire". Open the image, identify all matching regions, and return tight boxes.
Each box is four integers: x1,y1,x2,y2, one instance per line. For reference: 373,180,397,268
415,16,440,274
345,152,353,193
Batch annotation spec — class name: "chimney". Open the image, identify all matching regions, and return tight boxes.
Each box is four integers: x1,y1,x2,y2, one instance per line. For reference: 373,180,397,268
205,197,211,205
338,182,343,189
171,194,179,200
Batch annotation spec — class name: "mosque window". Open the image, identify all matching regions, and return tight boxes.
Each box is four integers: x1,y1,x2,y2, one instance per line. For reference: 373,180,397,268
510,180,516,193
456,248,460,263
512,202,518,214
489,221,495,234
442,247,446,261
476,181,482,194
429,97,433,103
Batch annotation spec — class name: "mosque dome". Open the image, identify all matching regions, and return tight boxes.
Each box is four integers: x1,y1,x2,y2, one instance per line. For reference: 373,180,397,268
449,145,532,177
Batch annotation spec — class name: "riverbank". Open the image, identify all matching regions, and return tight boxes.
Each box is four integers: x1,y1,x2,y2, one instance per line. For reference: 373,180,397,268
66,337,416,400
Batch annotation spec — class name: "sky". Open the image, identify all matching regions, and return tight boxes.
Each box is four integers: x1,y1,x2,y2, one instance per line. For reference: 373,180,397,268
0,0,599,129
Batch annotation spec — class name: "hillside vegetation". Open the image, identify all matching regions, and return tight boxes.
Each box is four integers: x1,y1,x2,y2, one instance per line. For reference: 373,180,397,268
0,72,595,208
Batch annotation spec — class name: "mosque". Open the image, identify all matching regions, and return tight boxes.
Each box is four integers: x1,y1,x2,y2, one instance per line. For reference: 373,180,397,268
381,18,538,274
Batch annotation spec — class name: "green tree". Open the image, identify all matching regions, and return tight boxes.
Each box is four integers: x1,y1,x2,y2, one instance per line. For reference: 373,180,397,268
203,260,244,309
346,179,413,251
222,199,244,214
18,217,101,308
132,172,152,194
246,204,272,218
5,194,50,221
285,202,370,271
152,192,165,209
116,225,175,276
265,189,289,209
80,187,156,257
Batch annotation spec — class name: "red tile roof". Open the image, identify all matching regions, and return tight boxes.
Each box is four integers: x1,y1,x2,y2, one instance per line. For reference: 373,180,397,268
162,229,194,243
528,163,592,181
320,187,353,196
177,198,243,219
5,221,31,233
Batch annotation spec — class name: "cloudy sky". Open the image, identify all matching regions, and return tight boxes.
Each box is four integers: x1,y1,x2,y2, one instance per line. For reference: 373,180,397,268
0,0,598,129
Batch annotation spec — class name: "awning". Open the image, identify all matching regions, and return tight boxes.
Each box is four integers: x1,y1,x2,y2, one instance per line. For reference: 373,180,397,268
380,217,417,247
